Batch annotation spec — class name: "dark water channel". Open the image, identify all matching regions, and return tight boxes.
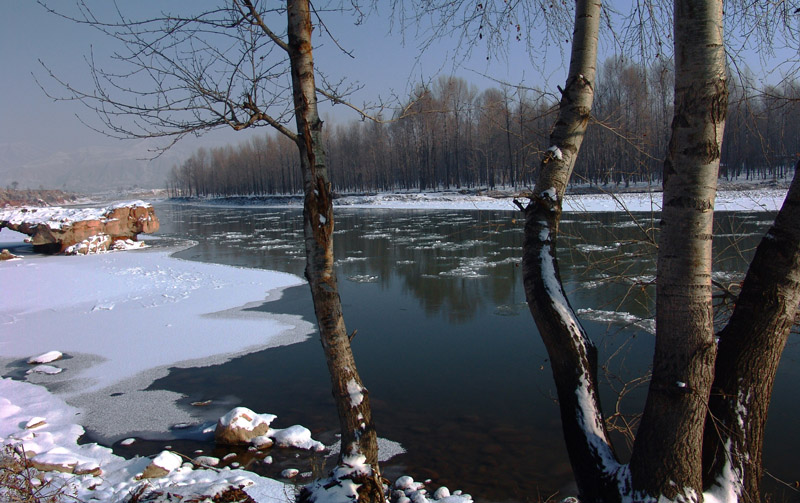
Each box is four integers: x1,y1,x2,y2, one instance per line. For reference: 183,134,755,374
144,203,798,502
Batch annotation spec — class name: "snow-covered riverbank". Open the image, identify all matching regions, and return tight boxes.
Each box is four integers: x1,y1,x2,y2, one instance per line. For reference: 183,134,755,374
175,187,790,213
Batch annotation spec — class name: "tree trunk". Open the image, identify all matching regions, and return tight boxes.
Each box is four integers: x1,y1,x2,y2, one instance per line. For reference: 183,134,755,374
286,2,383,500
703,164,800,502
520,1,619,501
629,1,727,499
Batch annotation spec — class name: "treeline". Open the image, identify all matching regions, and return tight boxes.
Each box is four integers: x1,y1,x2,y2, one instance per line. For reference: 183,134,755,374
167,57,800,197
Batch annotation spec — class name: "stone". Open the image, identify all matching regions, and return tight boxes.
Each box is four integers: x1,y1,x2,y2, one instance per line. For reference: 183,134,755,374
0,201,159,253
0,249,20,260
214,407,275,446
139,451,182,479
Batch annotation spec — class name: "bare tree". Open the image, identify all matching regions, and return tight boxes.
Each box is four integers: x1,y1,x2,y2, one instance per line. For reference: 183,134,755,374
39,1,384,500
518,0,800,501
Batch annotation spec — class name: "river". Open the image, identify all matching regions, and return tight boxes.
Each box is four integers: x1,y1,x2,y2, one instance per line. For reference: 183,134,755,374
140,202,798,502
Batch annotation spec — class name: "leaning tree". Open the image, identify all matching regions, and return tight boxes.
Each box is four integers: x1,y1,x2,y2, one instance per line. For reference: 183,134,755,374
39,1,384,500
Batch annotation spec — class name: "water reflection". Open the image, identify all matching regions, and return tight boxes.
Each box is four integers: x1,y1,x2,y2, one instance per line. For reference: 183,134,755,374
149,203,796,502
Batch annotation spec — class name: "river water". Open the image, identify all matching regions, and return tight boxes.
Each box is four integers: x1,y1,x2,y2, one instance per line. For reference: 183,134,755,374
145,202,798,502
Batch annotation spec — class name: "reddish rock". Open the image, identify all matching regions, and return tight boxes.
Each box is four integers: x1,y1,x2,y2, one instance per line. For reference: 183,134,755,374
0,201,159,253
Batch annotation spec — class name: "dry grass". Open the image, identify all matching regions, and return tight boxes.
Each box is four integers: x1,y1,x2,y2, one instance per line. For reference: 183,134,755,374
0,446,78,503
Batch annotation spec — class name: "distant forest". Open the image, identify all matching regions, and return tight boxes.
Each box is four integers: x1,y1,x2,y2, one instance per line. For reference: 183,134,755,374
167,58,800,197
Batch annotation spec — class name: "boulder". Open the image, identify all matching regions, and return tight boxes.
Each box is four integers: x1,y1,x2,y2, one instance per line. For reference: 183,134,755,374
0,201,159,253
214,407,275,446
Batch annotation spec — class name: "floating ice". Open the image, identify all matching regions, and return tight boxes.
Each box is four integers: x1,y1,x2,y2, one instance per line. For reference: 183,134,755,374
347,274,379,283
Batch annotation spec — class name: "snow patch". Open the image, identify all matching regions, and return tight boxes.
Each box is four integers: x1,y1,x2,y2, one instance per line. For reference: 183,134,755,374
271,425,324,451
547,145,563,160
347,379,365,407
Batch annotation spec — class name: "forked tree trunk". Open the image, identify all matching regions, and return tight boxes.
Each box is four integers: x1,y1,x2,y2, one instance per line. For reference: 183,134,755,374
703,164,800,501
286,2,383,500
629,1,727,498
520,1,622,501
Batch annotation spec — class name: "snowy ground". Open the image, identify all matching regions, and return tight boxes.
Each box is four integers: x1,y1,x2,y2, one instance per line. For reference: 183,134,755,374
0,188,789,502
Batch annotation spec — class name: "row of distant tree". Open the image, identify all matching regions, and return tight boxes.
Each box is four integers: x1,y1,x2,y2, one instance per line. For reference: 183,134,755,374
167,57,800,197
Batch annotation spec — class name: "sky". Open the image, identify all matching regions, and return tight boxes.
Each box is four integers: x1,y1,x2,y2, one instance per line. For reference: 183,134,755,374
0,1,564,163
1,1,797,189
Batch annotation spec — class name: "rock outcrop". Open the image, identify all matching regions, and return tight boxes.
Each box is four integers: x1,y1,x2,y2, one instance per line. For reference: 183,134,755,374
0,201,159,253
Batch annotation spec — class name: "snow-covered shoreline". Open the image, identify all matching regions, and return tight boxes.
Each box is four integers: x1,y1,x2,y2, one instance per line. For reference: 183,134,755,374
169,187,790,213
0,230,315,440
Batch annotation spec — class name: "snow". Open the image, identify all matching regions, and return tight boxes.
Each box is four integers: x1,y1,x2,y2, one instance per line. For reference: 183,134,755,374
271,424,325,451
347,378,365,407
27,350,63,364
0,235,314,440
179,186,788,213
537,226,620,476
547,145,563,160
0,377,316,503
218,407,276,430
330,188,788,212
151,450,182,472
0,200,152,231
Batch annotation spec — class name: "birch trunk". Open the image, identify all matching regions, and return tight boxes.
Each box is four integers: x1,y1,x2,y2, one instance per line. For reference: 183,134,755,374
520,1,621,501
703,165,800,501
629,1,727,498
286,2,383,500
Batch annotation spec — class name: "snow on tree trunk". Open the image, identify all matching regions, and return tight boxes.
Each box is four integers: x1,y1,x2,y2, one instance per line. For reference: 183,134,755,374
286,2,383,501
703,164,800,502
520,1,623,501
629,1,727,499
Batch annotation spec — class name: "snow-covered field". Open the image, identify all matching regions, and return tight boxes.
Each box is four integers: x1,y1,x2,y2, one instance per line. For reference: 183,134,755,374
0,187,790,501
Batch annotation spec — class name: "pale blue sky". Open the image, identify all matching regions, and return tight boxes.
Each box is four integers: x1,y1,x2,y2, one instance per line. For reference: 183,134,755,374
1,1,563,159
1,1,796,167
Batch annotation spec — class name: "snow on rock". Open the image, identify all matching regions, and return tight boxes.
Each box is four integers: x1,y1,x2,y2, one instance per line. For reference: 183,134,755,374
194,455,220,467
214,407,275,446
252,435,274,449
26,364,63,375
281,468,300,479
140,450,183,479
0,378,291,502
64,233,112,255
391,476,472,503
271,424,325,451
25,416,47,429
0,201,158,253
27,350,63,364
